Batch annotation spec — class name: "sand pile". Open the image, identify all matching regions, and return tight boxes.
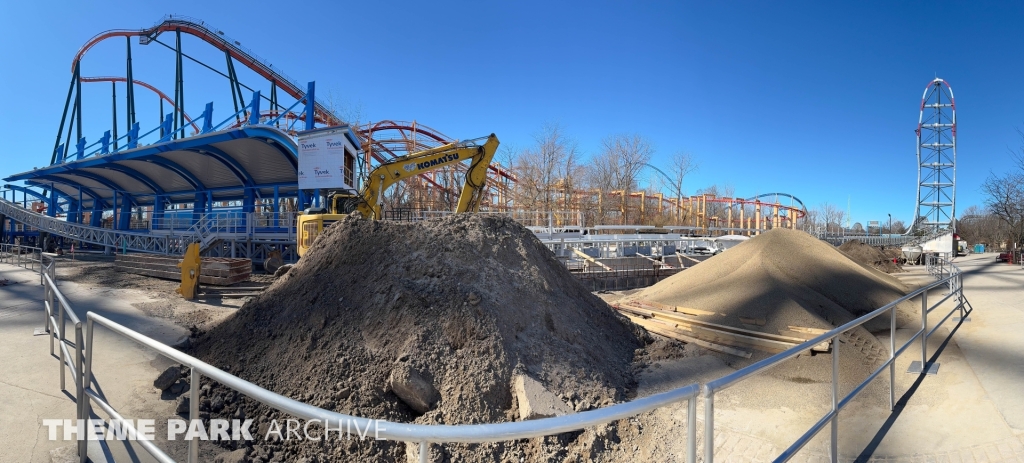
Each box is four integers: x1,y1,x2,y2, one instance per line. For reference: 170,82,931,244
627,228,918,389
190,214,645,462
838,240,901,273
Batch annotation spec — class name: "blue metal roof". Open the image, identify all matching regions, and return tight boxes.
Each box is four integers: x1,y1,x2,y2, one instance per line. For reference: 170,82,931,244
6,125,302,208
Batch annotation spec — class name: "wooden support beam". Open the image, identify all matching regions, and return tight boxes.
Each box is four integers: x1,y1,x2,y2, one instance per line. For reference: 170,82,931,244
625,314,751,358
571,247,613,271
635,252,675,269
632,299,716,317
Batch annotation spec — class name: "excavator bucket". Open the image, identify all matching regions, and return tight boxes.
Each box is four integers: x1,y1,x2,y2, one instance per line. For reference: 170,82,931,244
176,243,202,300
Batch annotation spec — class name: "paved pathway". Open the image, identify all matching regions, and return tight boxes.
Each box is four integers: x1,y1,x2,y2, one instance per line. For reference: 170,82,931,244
0,263,188,462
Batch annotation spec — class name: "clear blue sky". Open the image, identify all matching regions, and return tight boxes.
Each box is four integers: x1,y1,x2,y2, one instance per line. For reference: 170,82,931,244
2,1,1022,226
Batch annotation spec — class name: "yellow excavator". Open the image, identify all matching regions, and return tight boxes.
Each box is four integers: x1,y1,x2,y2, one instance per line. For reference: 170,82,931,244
296,133,500,256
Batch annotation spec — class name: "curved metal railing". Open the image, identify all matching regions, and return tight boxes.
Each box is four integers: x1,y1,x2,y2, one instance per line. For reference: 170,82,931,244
702,254,968,462
4,246,969,462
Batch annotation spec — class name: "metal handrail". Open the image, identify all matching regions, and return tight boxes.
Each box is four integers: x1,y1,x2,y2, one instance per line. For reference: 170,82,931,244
83,310,700,462
5,242,967,463
702,255,968,462
6,247,698,462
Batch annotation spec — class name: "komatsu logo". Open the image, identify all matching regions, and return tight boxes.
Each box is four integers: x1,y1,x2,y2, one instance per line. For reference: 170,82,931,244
301,142,318,150
415,153,460,171
326,140,346,148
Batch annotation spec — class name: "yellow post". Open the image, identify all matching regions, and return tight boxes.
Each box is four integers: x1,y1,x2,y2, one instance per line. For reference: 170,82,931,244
176,243,201,300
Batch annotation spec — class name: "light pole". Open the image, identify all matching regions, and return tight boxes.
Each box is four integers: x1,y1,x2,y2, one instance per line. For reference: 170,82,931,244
888,213,892,237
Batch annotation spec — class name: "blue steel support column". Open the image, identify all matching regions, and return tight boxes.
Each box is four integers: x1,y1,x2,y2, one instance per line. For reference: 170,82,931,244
273,186,280,227
174,28,184,138
192,192,206,224
118,193,132,230
75,67,82,156
207,191,214,214
77,188,83,224
76,137,86,160
305,81,316,130
90,202,102,227
47,186,56,217
243,188,254,232
201,102,213,134
126,36,137,128
52,62,79,165
153,195,164,229
243,188,255,213
248,91,261,125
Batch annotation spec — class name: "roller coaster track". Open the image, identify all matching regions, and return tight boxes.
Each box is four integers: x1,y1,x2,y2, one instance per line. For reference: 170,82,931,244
72,15,341,126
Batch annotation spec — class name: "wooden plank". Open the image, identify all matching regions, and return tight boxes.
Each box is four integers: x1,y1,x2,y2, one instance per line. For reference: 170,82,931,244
622,303,808,345
787,325,830,335
739,317,766,326
571,248,613,271
613,303,826,355
676,252,702,265
635,252,676,269
634,300,716,317
625,315,751,358
780,328,832,353
686,325,797,353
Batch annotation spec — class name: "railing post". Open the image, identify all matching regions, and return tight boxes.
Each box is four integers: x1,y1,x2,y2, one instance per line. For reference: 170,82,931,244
831,335,839,462
889,306,896,410
189,367,200,463
75,323,86,462
704,390,714,463
921,291,928,370
58,299,66,390
687,396,697,463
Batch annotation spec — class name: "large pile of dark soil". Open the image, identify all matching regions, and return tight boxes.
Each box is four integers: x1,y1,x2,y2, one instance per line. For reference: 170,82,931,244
838,239,901,273
191,214,645,462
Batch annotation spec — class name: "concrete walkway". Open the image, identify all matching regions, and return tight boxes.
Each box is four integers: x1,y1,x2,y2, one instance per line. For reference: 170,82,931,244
0,263,189,462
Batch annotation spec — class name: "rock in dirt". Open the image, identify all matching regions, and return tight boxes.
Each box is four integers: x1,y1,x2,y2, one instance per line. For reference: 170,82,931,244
212,449,247,463
388,363,440,414
514,374,572,420
175,396,189,414
154,366,179,391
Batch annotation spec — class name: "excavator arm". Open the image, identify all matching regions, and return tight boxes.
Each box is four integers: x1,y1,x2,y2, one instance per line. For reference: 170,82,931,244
354,134,500,219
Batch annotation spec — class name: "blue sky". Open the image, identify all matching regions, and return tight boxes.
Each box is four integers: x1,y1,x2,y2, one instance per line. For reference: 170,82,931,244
2,1,1023,226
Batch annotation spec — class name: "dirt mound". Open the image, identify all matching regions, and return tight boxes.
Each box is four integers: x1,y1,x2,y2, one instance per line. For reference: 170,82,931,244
191,214,644,461
838,239,901,273
627,228,917,391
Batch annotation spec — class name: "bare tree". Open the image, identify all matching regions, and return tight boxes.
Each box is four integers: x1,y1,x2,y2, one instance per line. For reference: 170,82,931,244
589,134,655,224
667,151,698,223
511,123,581,222
321,87,364,128
981,171,1024,247
819,202,846,234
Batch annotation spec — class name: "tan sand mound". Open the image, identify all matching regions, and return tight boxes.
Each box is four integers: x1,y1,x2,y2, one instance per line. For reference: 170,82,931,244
190,214,645,462
627,228,918,390
838,239,901,273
